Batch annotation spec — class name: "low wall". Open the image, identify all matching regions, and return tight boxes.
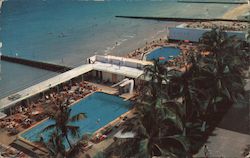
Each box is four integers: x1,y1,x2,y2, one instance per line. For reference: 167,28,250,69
116,16,249,23
1,55,72,73
177,0,247,4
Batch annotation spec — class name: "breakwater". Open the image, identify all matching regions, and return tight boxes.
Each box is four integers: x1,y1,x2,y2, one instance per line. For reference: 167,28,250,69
177,0,247,4
1,55,72,73
116,16,249,23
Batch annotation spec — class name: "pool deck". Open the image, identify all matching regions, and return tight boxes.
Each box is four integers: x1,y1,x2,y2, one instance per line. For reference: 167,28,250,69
0,128,16,145
83,138,114,157
86,82,118,95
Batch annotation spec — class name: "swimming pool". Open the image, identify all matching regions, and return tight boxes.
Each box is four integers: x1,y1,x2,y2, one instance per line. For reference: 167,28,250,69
146,46,181,63
20,92,131,149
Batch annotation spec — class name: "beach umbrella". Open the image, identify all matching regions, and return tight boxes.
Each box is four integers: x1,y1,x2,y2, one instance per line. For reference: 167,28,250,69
159,57,165,61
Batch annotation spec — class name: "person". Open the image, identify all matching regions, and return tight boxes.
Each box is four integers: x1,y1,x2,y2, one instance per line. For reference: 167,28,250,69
204,145,209,158
40,134,44,142
18,106,23,113
96,118,100,124
118,61,121,69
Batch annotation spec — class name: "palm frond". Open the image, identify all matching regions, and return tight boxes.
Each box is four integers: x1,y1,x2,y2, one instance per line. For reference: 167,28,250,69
67,125,80,138
166,135,190,152
70,113,87,122
42,124,56,132
138,139,150,158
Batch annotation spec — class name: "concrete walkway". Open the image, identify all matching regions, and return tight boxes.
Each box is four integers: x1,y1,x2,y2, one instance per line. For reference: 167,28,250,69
83,138,114,157
0,129,16,145
194,128,250,157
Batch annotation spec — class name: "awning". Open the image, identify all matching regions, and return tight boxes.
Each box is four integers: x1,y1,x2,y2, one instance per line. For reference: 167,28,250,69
0,112,7,119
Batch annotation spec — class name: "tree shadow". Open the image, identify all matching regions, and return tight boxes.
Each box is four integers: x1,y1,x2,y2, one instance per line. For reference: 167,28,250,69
191,100,232,155
242,144,250,157
217,90,250,135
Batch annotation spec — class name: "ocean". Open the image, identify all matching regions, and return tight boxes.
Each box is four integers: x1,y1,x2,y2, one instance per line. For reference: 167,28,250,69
0,0,237,99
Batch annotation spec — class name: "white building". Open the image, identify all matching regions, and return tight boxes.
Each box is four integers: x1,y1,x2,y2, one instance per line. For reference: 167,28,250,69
168,23,247,42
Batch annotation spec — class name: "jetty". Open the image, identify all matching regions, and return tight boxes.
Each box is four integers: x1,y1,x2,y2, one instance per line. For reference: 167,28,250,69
115,16,250,23
177,0,247,4
1,55,72,73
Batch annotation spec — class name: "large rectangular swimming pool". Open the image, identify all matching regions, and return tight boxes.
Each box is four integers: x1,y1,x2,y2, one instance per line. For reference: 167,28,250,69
20,92,131,148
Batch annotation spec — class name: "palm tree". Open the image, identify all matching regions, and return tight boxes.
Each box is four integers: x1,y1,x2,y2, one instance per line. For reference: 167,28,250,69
43,99,87,150
199,28,245,112
199,27,229,55
102,59,189,158
143,59,168,100
166,51,212,139
41,131,66,157
103,99,189,158
246,14,250,42
96,28,247,157
142,59,182,101
39,131,87,158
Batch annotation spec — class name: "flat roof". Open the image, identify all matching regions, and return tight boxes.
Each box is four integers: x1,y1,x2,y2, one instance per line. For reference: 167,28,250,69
93,62,144,78
0,56,148,110
103,55,153,66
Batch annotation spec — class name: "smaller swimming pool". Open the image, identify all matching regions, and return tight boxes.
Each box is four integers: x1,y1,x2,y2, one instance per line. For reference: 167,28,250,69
146,46,181,63
20,92,132,149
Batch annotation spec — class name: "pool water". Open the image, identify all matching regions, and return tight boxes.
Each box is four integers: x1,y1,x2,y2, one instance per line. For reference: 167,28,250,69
21,92,131,149
146,47,181,63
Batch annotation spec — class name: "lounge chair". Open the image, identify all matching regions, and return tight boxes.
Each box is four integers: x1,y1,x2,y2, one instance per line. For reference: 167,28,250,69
8,128,20,135
82,142,94,151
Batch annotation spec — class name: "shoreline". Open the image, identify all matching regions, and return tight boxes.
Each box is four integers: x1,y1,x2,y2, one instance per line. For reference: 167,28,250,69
0,0,3,9
221,4,250,19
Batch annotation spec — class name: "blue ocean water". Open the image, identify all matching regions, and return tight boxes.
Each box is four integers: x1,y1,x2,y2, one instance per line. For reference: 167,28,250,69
0,61,58,98
21,92,131,149
0,0,237,99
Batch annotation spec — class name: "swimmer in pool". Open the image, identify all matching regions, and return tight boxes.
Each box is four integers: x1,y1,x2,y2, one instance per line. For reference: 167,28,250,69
96,118,101,124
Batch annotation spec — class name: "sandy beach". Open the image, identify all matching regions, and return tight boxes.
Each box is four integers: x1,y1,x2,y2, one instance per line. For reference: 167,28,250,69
0,0,3,9
222,3,250,19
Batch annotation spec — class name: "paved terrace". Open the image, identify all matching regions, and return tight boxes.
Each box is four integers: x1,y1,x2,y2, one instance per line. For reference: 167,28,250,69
0,55,151,111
